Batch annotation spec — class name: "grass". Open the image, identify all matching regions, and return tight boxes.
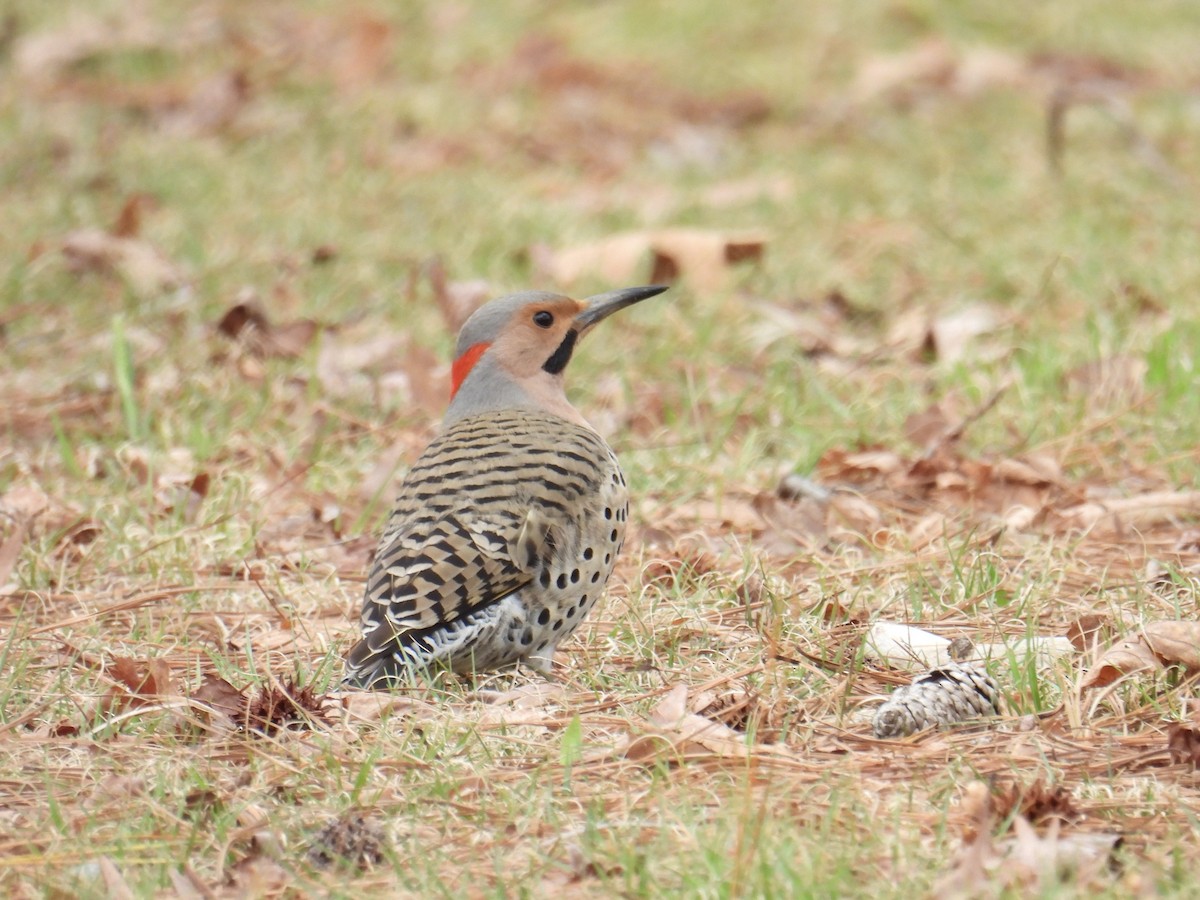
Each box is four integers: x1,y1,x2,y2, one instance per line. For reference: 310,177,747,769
1,0,1199,895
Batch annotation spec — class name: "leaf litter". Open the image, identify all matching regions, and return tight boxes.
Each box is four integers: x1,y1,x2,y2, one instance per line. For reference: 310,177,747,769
2,3,1200,897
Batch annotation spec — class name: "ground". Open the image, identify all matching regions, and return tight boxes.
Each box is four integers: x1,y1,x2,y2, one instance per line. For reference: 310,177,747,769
1,0,1199,896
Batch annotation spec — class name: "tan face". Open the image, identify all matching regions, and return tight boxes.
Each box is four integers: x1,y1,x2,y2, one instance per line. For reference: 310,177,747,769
489,297,588,380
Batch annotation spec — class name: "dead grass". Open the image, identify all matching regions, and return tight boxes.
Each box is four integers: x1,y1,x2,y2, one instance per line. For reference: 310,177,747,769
2,0,1200,896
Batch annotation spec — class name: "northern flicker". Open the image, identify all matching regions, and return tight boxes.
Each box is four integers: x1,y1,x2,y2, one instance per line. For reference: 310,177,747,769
343,285,668,687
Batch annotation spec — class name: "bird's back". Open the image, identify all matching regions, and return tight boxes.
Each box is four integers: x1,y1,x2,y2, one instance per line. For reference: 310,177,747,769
344,408,629,685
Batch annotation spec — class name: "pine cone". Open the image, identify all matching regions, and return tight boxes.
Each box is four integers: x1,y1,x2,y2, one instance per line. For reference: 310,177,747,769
873,662,1002,739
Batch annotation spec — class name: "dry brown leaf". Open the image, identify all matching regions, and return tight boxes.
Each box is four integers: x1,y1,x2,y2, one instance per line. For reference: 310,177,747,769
110,193,157,238
216,300,321,359
1056,490,1200,533
479,682,565,709
61,228,185,296
0,484,51,518
751,491,828,555
1167,722,1200,769
191,673,246,724
225,850,290,896
819,448,905,482
992,455,1061,486
167,867,211,899
1080,637,1161,689
1142,621,1200,670
850,39,1027,106
647,684,750,758
535,228,767,292
924,304,1003,364
1065,615,1112,653
904,401,955,448
992,780,1080,826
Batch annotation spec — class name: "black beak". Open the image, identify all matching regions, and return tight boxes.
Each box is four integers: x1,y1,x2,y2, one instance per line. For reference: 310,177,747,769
574,285,669,332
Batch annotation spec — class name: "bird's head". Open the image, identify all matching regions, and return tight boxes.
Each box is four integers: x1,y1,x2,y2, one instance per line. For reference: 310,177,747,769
445,285,668,424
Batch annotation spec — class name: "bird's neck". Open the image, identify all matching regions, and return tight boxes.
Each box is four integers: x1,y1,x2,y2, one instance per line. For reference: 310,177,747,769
443,354,591,429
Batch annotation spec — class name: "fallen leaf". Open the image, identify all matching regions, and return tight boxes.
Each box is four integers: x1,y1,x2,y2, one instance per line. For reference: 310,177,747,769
225,850,290,896
110,193,157,238
904,401,956,448
215,298,321,359
646,684,751,758
751,490,827,555
1065,615,1112,653
1080,637,1162,689
61,228,185,296
0,484,51,518
534,228,767,292
850,39,1027,107
191,673,246,724
1167,723,1200,769
1142,621,1200,670
1055,490,1200,534
924,304,1003,364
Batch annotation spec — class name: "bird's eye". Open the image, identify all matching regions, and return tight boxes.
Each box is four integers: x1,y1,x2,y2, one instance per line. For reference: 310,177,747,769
533,311,554,328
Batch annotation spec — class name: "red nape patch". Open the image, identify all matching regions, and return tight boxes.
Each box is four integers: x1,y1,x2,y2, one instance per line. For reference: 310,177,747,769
450,342,490,399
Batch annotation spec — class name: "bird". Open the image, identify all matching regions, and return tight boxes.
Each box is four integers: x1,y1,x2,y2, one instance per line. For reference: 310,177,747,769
343,284,669,688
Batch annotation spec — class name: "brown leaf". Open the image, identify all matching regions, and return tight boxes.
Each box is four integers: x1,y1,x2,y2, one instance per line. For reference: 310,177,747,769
110,193,157,238
923,304,1003,364
215,299,321,359
1080,637,1161,689
61,228,185,295
903,401,955,447
1055,490,1200,534
191,673,246,721
1142,621,1200,670
817,447,905,483
1065,615,1111,653
217,300,270,339
225,851,290,895
535,228,767,292
647,684,751,758
850,39,1026,107
1167,723,1200,769
104,656,175,714
264,319,319,358
751,491,828,555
